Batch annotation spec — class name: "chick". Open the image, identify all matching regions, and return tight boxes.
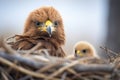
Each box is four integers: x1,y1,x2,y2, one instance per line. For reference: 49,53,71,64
66,41,99,59
74,41,99,58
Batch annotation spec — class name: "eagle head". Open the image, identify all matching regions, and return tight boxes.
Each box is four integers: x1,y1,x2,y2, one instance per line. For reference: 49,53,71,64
23,6,65,45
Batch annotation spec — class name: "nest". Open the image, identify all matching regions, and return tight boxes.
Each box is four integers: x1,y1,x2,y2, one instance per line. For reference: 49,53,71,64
0,38,120,80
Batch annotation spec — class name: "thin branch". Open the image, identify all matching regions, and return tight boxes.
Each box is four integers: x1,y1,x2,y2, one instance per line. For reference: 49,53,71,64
0,57,59,80
73,64,114,72
0,52,47,68
18,76,32,80
1,72,9,80
38,63,59,73
61,72,67,80
100,46,119,60
2,39,17,54
66,68,77,76
100,46,118,56
0,67,14,80
23,43,42,56
48,60,79,79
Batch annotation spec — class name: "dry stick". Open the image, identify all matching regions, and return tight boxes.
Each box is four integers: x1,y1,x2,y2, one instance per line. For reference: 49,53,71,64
61,72,67,80
67,68,94,79
100,46,118,56
86,72,107,80
0,57,59,80
100,46,118,60
1,72,9,80
65,77,71,80
38,63,59,73
88,75,104,80
100,46,114,62
67,68,77,74
72,73,90,80
66,68,78,76
18,76,32,80
6,35,16,42
47,60,79,79
73,64,114,72
27,55,49,63
0,67,14,80
23,43,42,56
71,70,93,80
19,63,60,80
0,52,47,68
100,46,120,64
83,73,101,80
2,39,17,54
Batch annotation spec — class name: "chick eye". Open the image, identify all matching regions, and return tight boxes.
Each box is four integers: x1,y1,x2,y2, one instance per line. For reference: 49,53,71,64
75,50,77,53
54,21,58,26
35,21,43,27
82,49,87,53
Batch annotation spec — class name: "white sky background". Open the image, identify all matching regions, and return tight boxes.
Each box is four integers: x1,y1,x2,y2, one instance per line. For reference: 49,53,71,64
0,0,108,55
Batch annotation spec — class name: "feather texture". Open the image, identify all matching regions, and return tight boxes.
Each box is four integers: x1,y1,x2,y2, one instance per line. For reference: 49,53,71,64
10,6,66,57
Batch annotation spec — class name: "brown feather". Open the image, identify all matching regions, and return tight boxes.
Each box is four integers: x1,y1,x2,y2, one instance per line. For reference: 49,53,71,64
10,6,66,57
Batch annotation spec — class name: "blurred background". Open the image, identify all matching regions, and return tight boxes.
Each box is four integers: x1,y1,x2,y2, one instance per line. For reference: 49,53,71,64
0,0,119,58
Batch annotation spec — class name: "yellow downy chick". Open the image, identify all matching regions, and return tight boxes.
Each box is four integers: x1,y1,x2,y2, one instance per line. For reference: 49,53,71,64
74,41,99,58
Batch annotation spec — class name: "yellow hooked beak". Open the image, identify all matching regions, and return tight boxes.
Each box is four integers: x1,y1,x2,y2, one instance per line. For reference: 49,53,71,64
76,50,83,57
38,20,55,37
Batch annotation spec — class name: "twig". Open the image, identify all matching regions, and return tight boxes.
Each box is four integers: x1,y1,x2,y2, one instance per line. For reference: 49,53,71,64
6,35,16,42
19,63,60,80
100,46,119,60
66,68,77,76
2,39,17,54
48,60,79,79
26,55,49,62
38,63,59,73
0,57,59,80
66,68,84,79
23,43,42,56
100,46,112,59
0,67,14,80
61,72,67,80
0,52,47,68
73,63,114,72
100,46,118,56
72,72,92,80
88,75,104,80
18,76,32,80
1,72,9,80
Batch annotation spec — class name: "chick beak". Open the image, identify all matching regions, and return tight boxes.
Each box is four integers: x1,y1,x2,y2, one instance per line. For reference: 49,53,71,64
75,50,83,57
45,20,53,37
78,52,83,57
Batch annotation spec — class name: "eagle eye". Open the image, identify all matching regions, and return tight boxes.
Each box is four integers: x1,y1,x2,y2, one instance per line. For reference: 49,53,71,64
54,21,58,26
35,21,43,27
